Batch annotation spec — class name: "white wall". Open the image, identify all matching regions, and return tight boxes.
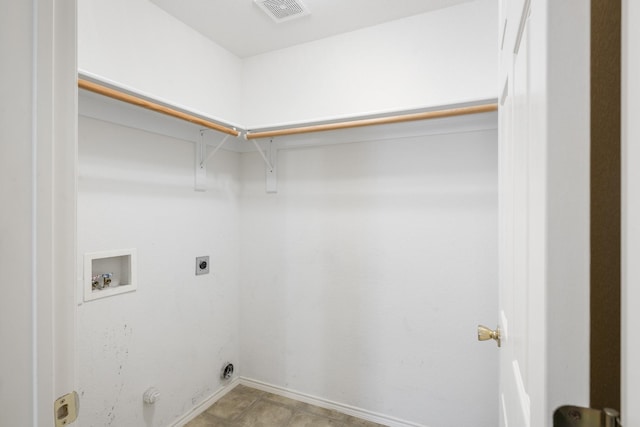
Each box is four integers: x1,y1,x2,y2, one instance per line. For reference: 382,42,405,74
239,127,499,427
77,116,241,426
78,0,244,126
242,0,498,128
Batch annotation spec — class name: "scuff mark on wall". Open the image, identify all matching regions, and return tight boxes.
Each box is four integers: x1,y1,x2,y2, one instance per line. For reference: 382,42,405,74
191,386,212,406
82,321,134,426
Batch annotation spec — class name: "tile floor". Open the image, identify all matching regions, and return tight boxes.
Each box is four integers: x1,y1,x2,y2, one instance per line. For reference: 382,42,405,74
185,384,387,427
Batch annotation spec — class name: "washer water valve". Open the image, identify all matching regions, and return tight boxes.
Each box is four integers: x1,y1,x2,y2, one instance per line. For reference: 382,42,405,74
91,275,101,290
92,273,113,291
102,273,112,287
143,387,161,404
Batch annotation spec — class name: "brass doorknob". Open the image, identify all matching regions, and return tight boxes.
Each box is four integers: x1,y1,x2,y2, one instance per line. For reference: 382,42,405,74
477,325,501,347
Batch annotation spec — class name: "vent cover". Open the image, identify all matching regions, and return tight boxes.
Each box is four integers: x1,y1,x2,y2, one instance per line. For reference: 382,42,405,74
254,0,310,23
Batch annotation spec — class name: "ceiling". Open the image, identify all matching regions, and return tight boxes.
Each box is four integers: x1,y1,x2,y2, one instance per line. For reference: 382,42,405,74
149,0,474,58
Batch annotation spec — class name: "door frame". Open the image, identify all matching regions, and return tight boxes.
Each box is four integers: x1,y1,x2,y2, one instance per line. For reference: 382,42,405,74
46,0,78,413
34,0,78,422
0,1,77,425
622,0,639,424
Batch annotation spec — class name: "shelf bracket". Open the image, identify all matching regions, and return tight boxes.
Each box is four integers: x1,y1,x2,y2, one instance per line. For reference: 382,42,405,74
202,134,231,167
195,130,232,192
249,137,278,193
195,131,207,191
266,139,277,193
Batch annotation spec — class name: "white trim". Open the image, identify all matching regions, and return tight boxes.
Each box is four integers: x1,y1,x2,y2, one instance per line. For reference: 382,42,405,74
239,377,428,427
31,1,40,423
170,378,240,427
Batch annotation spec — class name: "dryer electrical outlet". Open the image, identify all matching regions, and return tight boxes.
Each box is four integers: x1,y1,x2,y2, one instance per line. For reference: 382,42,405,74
195,256,210,275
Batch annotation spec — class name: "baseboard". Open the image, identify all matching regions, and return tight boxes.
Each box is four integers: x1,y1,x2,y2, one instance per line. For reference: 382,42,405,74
171,377,240,427
239,377,427,427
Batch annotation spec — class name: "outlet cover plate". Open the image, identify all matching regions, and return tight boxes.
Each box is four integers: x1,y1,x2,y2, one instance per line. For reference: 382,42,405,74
196,256,210,275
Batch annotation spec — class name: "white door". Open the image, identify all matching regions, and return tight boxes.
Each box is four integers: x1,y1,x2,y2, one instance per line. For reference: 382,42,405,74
622,0,640,424
497,1,590,426
497,2,537,424
0,1,77,426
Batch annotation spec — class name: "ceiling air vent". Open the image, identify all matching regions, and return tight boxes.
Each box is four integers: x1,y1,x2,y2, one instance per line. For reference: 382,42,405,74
254,0,310,23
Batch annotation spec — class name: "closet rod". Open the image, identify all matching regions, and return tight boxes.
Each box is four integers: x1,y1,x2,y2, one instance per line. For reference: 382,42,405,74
246,103,498,140
78,79,240,137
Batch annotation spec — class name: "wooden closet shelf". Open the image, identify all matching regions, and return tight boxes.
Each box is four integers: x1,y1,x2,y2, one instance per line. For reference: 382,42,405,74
78,78,496,141
244,104,498,139
78,79,240,137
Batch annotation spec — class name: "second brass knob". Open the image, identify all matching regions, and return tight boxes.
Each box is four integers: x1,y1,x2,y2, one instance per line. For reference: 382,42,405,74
477,324,501,347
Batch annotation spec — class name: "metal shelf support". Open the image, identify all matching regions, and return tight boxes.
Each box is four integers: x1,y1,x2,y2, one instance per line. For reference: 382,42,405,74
247,137,278,193
195,130,233,191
